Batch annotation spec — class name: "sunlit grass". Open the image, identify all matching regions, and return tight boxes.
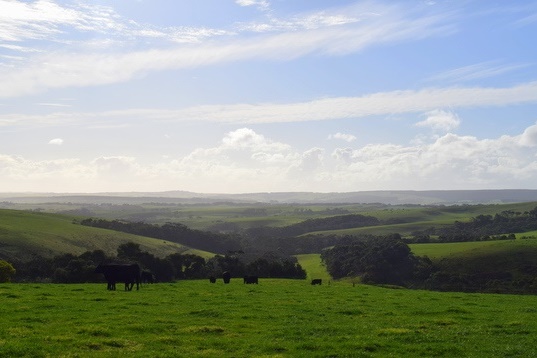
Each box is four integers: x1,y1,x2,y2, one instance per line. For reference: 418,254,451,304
1,280,537,357
410,238,537,260
295,253,331,281
0,209,195,259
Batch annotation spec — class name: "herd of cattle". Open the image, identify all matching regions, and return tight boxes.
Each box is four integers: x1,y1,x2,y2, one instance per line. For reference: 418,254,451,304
94,264,321,290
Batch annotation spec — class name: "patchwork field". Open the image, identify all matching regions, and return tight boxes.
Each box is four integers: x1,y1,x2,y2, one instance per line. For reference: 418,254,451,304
1,280,537,357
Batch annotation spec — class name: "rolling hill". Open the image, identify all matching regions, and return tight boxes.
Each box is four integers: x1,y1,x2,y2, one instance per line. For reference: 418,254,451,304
0,209,210,262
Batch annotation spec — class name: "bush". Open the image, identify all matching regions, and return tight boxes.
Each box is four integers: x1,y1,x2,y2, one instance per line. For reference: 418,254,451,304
0,260,16,282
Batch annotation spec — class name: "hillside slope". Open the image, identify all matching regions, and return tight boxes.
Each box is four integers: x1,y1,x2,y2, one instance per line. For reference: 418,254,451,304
411,239,537,293
0,209,208,262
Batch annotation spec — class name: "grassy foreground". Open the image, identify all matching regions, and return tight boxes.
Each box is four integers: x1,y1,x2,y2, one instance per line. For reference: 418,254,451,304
2,281,537,357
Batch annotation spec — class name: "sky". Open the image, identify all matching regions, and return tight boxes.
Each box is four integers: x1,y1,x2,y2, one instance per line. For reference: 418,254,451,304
1,0,537,194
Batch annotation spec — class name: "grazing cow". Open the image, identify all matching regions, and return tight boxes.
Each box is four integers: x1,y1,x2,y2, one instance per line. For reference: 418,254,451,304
311,279,322,285
243,275,259,284
95,264,141,291
141,270,155,284
209,276,216,283
222,271,231,284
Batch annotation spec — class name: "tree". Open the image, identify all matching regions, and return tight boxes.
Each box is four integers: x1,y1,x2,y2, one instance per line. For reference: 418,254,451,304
322,234,420,285
117,242,143,261
0,260,16,282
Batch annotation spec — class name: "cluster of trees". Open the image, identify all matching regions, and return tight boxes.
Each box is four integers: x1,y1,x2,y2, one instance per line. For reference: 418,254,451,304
421,270,537,294
410,207,537,243
245,214,380,239
80,219,242,254
321,234,433,286
10,242,306,283
321,232,537,294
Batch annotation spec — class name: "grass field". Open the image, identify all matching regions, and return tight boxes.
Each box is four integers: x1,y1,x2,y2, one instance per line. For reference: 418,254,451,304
1,280,537,357
410,238,537,260
0,209,210,261
295,254,331,282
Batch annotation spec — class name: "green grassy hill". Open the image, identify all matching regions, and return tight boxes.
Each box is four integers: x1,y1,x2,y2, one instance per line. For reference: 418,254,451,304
410,238,537,293
0,209,211,262
410,238,537,261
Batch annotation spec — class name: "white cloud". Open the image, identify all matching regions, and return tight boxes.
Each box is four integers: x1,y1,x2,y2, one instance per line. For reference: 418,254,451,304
519,123,537,147
48,138,64,145
0,0,125,43
415,109,460,132
222,127,290,152
235,0,270,11
37,103,71,108
328,132,357,142
2,125,537,193
0,2,454,98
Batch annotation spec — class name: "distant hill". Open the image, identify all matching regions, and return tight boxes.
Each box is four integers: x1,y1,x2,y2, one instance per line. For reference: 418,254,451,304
2,189,537,205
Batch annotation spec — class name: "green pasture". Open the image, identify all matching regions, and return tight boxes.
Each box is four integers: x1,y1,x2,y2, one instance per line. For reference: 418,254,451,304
295,254,331,282
517,230,537,239
2,280,537,357
410,238,537,260
0,209,197,261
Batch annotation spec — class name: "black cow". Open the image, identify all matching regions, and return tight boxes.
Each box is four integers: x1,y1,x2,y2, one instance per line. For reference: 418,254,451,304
95,264,141,291
141,270,154,284
311,279,322,285
209,276,216,283
243,275,258,284
222,271,231,284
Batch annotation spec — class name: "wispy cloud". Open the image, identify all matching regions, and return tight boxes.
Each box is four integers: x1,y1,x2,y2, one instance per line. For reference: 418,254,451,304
2,81,537,127
36,103,72,108
0,0,125,42
0,1,454,98
427,61,530,83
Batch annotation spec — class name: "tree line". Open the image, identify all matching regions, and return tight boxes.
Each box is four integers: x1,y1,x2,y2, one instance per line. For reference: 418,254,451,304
409,206,537,243
244,214,380,239
79,217,361,255
9,242,306,283
80,219,242,254
321,234,433,286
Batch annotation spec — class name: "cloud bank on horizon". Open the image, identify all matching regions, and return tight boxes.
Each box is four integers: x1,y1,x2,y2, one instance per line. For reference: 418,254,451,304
1,0,536,193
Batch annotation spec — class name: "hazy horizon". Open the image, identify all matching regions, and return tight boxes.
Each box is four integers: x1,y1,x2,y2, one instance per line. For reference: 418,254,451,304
1,1,537,193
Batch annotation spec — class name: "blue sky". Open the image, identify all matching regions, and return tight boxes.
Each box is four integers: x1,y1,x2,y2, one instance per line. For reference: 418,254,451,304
1,0,537,193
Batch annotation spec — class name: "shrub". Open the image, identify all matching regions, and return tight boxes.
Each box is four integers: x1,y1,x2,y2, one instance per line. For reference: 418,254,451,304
0,260,16,282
